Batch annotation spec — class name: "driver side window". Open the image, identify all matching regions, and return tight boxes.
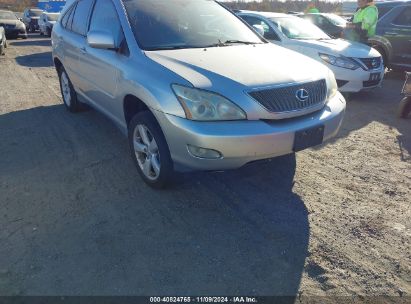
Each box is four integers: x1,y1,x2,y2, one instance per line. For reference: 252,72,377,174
89,0,124,48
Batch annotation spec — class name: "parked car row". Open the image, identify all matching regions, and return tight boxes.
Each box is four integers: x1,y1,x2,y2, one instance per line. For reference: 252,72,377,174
0,8,61,40
238,11,384,94
288,1,411,71
0,9,27,39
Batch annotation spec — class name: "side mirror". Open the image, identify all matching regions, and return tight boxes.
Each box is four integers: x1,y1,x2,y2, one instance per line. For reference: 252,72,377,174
253,24,265,36
87,30,116,50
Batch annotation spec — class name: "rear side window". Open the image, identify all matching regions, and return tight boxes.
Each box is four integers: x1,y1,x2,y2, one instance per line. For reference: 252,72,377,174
393,7,411,26
241,15,280,41
71,0,94,36
89,0,124,46
61,4,75,29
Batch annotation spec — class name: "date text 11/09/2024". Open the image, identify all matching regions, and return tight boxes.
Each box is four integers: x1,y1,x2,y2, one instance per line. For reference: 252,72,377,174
150,297,258,303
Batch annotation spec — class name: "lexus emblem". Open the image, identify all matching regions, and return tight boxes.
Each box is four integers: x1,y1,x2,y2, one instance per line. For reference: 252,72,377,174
296,89,309,102
372,59,378,68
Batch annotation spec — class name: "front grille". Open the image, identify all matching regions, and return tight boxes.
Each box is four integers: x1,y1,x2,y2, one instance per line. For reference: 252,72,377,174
358,57,382,70
248,79,327,113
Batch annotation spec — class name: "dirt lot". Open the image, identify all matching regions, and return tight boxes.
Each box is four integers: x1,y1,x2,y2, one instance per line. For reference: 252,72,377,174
0,35,410,301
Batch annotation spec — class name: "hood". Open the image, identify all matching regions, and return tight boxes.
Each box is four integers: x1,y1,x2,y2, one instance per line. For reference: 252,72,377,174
145,43,329,89
295,38,381,58
0,19,19,26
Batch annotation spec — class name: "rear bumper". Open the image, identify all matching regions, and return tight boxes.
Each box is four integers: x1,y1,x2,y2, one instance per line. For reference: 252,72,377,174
155,92,346,172
4,28,27,38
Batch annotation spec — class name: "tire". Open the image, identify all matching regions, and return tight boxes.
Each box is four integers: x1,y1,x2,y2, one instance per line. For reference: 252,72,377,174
128,111,174,188
0,36,5,55
47,27,51,37
398,97,411,119
58,66,81,112
341,92,352,101
39,29,43,36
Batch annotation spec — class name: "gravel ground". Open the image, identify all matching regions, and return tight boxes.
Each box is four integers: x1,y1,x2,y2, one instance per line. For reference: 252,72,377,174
0,34,410,301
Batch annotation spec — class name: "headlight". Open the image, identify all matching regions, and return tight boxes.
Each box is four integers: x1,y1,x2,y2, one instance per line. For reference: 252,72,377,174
172,84,246,121
326,69,338,100
319,53,359,70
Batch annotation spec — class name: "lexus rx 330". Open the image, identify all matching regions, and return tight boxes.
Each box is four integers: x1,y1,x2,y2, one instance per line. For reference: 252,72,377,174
52,0,346,188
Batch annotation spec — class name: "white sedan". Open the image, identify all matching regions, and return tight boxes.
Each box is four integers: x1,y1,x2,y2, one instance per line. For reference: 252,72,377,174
39,12,59,37
238,11,384,93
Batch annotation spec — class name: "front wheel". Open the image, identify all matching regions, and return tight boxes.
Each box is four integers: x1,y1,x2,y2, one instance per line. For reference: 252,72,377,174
128,111,174,188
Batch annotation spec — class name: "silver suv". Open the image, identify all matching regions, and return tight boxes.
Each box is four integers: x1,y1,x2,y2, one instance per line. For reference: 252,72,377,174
52,0,346,188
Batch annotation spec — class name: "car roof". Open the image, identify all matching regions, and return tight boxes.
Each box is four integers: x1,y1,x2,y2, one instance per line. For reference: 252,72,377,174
375,0,411,6
238,10,291,18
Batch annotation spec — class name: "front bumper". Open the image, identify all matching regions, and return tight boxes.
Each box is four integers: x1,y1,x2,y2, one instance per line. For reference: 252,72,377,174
330,65,384,93
155,92,346,172
4,28,27,38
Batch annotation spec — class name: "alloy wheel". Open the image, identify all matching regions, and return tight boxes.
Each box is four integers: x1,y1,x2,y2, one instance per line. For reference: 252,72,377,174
60,71,71,107
133,124,161,181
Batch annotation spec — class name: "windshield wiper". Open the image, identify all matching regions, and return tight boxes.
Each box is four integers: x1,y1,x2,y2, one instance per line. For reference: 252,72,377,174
146,45,205,51
223,40,261,45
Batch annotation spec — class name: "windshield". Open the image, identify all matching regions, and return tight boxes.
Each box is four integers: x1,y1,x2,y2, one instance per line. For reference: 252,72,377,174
0,11,17,20
123,0,263,50
269,16,330,40
46,13,59,21
29,9,43,17
323,13,347,26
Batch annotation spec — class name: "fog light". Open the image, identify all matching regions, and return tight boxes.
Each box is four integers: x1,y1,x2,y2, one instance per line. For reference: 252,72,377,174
187,145,222,159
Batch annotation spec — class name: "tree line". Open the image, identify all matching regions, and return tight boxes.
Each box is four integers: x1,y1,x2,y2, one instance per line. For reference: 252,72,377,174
222,0,342,14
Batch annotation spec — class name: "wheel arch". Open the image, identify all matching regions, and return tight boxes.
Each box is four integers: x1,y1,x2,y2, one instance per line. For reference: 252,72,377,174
369,35,392,66
123,94,151,127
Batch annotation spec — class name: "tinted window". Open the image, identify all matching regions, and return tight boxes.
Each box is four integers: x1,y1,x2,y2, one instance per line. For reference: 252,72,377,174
241,15,280,40
377,6,394,19
270,16,330,40
71,0,94,35
123,0,262,50
89,0,124,46
61,4,75,28
393,7,411,26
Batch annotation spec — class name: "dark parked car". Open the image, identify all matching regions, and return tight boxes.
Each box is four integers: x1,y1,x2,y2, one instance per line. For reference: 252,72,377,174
299,13,347,38
375,0,411,19
369,3,411,70
0,10,27,39
0,26,6,55
22,8,43,32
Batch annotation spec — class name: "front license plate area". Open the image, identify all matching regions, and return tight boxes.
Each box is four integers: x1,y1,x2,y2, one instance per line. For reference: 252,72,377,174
369,72,381,81
293,125,325,152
